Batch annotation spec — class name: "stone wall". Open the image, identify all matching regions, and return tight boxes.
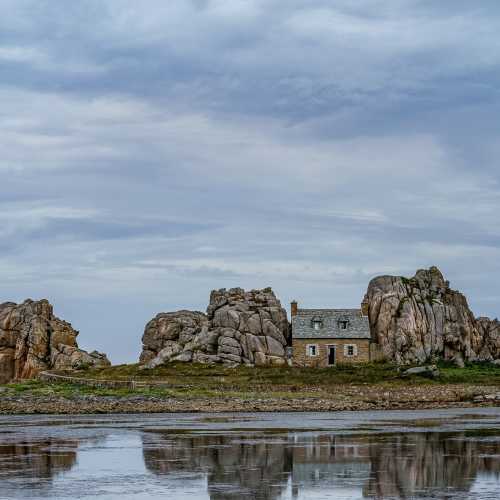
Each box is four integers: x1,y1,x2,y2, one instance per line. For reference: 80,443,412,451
292,338,370,367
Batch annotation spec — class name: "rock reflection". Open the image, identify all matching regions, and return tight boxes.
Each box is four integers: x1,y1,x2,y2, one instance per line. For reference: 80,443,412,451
0,438,78,486
143,430,500,499
143,433,293,499
364,432,500,498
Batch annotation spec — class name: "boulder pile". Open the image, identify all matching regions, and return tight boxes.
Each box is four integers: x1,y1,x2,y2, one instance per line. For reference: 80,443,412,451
0,299,110,384
140,287,290,367
364,266,500,365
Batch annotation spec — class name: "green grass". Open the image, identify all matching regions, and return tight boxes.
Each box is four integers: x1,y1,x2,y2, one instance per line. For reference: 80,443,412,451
57,361,404,388
2,361,499,400
437,360,500,384
49,360,500,388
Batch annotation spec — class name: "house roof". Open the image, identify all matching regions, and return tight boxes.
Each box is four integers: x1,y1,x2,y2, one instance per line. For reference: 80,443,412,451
292,308,371,339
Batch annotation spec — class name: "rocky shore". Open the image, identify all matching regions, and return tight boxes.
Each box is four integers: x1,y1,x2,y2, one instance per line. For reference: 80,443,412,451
1,383,498,414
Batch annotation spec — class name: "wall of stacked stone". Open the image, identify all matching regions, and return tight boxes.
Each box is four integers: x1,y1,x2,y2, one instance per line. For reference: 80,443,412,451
292,339,371,367
38,371,170,390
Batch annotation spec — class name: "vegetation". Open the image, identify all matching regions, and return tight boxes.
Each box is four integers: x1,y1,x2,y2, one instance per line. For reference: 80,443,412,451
2,361,499,400
74,360,500,385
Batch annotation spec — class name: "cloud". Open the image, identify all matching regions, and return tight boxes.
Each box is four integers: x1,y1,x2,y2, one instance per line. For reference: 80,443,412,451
0,1,500,361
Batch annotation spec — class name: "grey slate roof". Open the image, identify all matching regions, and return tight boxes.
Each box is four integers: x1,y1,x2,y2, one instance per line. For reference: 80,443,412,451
292,308,371,339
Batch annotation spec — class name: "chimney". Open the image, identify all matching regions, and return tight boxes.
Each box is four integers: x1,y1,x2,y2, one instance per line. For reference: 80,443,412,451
291,300,298,318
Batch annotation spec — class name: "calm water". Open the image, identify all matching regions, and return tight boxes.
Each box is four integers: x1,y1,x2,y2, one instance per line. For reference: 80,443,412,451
0,408,499,499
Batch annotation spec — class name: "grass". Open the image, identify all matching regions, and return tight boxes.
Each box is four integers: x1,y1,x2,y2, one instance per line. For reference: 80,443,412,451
73,360,500,386
2,361,499,400
436,360,500,384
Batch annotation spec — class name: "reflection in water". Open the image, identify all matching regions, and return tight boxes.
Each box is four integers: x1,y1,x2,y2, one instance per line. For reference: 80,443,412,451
0,439,78,488
143,434,293,499
1,411,500,499
142,431,500,499
364,432,500,498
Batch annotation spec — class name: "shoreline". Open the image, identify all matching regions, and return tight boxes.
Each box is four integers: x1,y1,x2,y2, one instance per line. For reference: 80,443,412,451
1,392,499,415
3,363,500,415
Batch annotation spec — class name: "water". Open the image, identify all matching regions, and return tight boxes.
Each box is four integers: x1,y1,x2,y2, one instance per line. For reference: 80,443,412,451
0,408,499,499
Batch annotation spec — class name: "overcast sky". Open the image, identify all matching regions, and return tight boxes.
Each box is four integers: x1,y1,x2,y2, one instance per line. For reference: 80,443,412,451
2,1,500,363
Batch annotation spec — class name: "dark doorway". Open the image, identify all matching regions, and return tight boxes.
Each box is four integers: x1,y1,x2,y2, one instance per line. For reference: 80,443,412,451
328,346,336,366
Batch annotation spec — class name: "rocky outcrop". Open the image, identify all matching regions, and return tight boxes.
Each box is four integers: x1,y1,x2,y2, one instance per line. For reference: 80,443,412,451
140,287,290,367
139,310,211,367
474,317,500,363
0,299,110,384
208,287,290,366
365,266,500,364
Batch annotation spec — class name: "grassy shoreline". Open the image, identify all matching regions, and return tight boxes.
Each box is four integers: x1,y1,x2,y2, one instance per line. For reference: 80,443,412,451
1,362,499,414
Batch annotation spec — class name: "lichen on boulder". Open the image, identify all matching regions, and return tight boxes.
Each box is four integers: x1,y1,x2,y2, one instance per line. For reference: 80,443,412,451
0,299,110,384
139,287,290,368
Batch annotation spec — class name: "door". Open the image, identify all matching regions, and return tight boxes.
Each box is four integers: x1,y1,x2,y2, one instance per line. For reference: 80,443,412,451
327,346,336,366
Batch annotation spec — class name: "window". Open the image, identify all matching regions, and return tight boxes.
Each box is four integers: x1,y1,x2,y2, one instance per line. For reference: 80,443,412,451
345,344,357,357
312,317,323,331
307,344,318,357
339,320,349,330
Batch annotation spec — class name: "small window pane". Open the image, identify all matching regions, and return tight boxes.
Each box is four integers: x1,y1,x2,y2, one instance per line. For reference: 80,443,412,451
307,345,317,356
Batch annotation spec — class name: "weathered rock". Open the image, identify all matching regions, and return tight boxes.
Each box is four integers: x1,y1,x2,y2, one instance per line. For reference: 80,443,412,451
475,317,500,362
139,287,290,367
192,352,221,364
207,287,289,366
171,351,193,363
140,310,208,364
219,352,242,364
0,299,110,383
365,267,500,364
266,336,285,357
254,351,268,366
402,365,440,379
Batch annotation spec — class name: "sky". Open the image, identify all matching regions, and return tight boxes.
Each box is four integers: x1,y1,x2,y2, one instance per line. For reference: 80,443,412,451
2,1,500,363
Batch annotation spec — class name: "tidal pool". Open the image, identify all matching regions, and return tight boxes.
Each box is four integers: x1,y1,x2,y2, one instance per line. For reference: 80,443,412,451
0,408,499,499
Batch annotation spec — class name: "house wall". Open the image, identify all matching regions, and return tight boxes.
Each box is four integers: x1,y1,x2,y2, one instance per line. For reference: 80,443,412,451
369,342,385,362
292,338,370,367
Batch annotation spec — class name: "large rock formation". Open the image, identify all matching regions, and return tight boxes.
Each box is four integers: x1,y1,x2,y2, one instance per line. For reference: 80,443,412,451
0,299,110,384
365,266,500,364
140,287,290,367
139,310,210,367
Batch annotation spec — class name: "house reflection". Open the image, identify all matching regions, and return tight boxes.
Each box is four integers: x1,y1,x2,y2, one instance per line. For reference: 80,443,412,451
290,434,371,497
142,430,500,499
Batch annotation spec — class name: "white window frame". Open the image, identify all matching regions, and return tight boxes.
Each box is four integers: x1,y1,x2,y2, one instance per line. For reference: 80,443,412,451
306,344,319,357
344,344,358,357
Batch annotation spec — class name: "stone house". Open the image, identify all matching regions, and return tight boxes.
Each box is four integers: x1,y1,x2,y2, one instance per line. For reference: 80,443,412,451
291,300,372,367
